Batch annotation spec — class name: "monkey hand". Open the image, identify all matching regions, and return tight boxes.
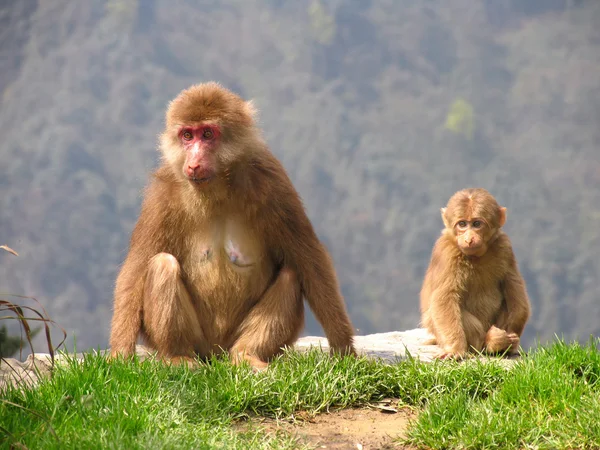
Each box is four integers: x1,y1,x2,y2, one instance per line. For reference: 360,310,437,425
435,342,469,360
329,344,357,358
506,332,520,354
107,347,135,361
485,326,520,355
436,351,468,360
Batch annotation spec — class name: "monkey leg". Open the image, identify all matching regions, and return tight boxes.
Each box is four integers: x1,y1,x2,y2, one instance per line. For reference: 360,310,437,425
462,311,487,352
420,310,438,345
230,268,304,370
142,253,209,365
436,310,485,359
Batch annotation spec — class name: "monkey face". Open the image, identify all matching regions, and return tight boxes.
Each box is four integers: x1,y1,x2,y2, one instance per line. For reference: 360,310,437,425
453,218,488,256
441,188,507,257
159,83,260,187
177,124,222,184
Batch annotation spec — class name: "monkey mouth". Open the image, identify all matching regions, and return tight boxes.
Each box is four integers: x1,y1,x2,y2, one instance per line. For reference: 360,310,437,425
461,246,485,257
188,175,215,184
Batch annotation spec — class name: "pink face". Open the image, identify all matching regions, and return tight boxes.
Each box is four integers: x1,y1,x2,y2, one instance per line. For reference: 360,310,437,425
179,124,221,184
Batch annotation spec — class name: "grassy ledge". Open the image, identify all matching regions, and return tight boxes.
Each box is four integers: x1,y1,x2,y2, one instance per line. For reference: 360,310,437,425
1,339,599,449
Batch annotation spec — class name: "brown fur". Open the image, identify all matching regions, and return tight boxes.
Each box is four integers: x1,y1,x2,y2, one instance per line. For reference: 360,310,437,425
109,83,356,369
420,188,531,359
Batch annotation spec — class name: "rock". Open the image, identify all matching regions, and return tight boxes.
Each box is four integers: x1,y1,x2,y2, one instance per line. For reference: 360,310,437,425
295,328,440,362
0,328,516,390
0,346,155,390
0,352,55,390
295,328,519,368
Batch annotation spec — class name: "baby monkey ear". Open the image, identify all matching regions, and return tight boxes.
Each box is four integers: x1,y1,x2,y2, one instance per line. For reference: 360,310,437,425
498,207,507,228
440,207,451,229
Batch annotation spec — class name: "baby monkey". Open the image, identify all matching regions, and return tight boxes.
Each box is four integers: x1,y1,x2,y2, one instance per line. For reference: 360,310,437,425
420,188,531,359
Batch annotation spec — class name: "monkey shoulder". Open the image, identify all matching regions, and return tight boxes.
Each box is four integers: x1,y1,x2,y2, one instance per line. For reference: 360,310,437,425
476,232,517,283
494,231,514,250
425,233,461,279
246,151,295,190
151,166,181,196
128,168,185,251
489,232,517,264
242,153,304,215
239,151,319,260
141,171,182,220
434,232,462,262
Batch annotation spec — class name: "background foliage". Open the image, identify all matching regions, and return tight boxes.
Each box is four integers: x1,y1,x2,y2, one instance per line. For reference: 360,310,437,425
0,0,598,352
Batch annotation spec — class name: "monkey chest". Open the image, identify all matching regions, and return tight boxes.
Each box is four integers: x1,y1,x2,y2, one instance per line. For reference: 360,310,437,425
182,217,273,299
182,218,272,342
186,219,267,270
462,273,504,318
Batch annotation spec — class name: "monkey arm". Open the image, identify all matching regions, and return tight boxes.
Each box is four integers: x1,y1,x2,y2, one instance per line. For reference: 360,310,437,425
297,237,356,355
252,154,355,356
421,237,469,354
501,258,531,336
429,286,468,356
110,184,168,357
272,211,355,355
110,254,147,357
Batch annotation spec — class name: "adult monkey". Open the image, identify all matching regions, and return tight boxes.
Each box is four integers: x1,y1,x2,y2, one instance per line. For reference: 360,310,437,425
109,82,356,369
420,188,531,359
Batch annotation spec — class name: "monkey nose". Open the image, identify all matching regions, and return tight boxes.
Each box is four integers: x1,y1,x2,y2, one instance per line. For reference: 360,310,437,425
186,164,200,177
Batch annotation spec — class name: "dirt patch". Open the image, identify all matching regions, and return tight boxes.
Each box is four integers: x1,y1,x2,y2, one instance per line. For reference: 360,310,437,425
239,401,418,450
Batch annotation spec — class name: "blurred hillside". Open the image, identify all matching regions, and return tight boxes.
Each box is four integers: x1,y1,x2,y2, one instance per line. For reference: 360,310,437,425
0,0,599,352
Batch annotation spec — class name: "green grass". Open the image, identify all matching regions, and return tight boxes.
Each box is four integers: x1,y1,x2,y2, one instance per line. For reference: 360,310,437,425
409,338,600,449
1,339,599,449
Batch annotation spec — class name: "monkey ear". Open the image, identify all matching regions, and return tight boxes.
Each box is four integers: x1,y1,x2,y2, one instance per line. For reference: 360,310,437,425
440,207,451,229
498,207,507,227
244,100,258,121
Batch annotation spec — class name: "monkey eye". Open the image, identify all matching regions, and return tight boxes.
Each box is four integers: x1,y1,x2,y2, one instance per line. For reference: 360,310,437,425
202,128,214,139
182,130,193,141
472,220,482,228
457,220,468,228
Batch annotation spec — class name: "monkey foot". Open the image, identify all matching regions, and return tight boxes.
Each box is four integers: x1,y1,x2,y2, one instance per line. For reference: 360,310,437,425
249,359,269,373
435,349,469,360
422,337,438,346
231,351,269,372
